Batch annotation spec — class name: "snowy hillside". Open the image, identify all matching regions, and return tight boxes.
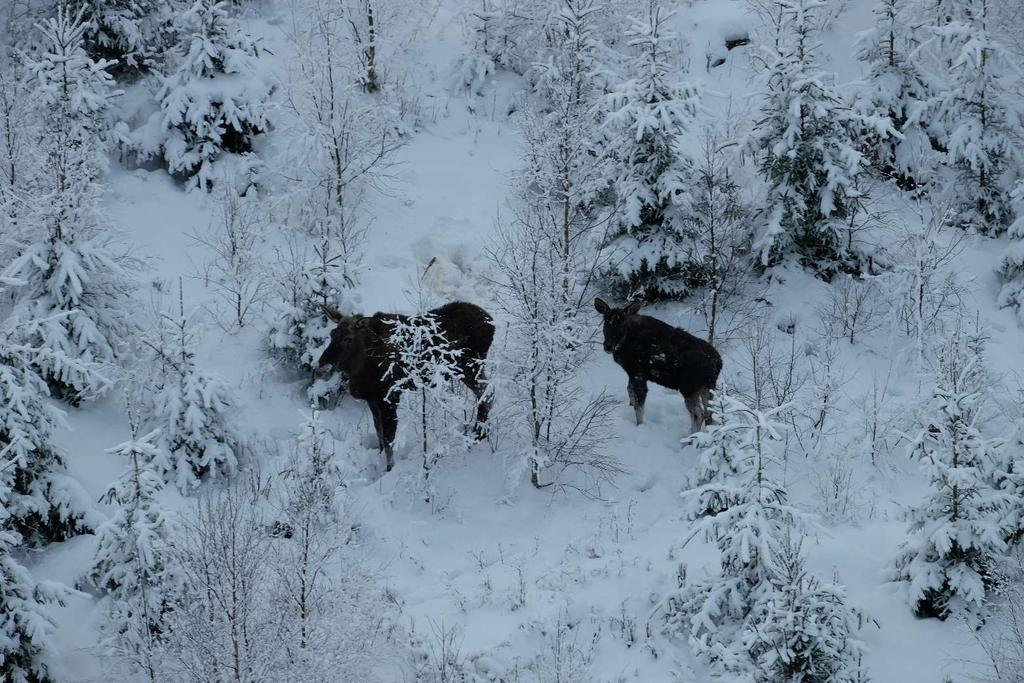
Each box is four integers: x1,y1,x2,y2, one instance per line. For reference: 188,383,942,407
2,0,1024,682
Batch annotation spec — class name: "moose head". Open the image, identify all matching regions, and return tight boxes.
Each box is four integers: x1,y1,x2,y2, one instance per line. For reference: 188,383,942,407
594,298,643,354
317,305,373,376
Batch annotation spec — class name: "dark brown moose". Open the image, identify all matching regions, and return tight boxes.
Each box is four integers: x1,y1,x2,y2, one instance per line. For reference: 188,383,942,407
594,298,722,431
318,301,494,472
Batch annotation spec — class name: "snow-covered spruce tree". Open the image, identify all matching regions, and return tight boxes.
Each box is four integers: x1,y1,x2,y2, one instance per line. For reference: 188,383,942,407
997,182,1024,323
0,323,95,546
269,0,400,402
665,396,810,677
600,2,701,301
73,0,171,74
746,536,870,683
682,390,757,518
386,311,476,500
993,418,1024,547
928,0,1021,235
137,295,241,492
0,526,67,683
852,0,935,190
2,8,135,404
751,0,871,276
453,0,503,96
887,329,1013,619
87,415,182,682
141,0,271,191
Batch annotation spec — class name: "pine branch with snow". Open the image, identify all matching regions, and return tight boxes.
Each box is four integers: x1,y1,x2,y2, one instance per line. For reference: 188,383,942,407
682,131,757,345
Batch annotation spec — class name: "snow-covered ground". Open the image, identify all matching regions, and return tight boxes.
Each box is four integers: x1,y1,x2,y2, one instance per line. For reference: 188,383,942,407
16,0,1024,681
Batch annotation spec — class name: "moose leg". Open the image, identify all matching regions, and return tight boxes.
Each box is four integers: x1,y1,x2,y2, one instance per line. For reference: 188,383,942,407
465,366,491,440
700,387,714,426
368,400,385,453
684,392,706,433
627,376,648,425
379,398,399,472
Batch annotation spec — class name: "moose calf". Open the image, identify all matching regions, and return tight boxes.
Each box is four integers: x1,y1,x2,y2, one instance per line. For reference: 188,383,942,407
318,301,494,472
594,298,722,431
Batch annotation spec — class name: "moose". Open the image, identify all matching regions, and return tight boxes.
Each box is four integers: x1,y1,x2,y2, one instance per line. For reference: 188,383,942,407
318,301,494,472
594,298,722,431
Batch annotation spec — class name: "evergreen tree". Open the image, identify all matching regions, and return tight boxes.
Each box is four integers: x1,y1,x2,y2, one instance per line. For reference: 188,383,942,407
852,0,934,190
992,415,1024,547
929,0,1021,234
751,0,869,276
1,7,135,404
74,0,170,74
0,527,66,683
667,396,810,677
682,390,752,518
88,415,182,682
138,296,241,492
140,0,271,191
601,2,701,300
997,181,1024,321
747,537,870,683
453,0,502,95
0,324,95,547
887,330,1013,619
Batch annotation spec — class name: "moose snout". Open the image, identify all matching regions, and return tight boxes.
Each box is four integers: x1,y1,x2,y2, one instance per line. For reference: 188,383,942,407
313,359,334,381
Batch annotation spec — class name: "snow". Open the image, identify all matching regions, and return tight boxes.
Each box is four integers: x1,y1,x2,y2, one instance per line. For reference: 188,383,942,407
5,0,1023,681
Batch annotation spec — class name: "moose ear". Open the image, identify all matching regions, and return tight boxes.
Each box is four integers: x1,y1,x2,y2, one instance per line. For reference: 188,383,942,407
624,300,643,315
594,298,610,315
354,316,371,330
322,304,344,323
